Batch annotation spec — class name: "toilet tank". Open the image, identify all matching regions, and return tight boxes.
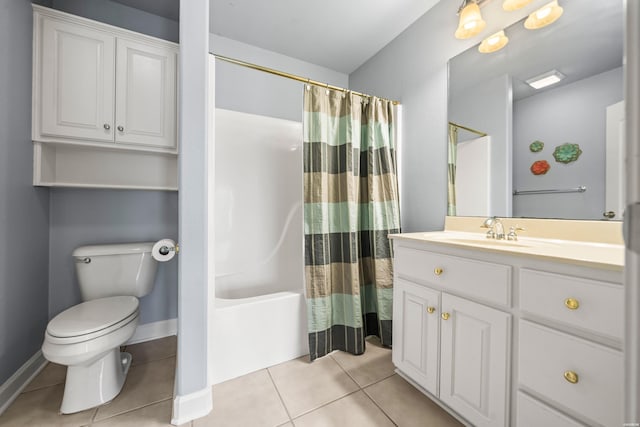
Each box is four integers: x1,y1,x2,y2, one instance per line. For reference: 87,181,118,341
73,242,159,301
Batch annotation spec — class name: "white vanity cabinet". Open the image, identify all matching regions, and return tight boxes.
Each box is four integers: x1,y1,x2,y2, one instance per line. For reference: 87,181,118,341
391,233,624,427
32,5,178,190
392,243,512,427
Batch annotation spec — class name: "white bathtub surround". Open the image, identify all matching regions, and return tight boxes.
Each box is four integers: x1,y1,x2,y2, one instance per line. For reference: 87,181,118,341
212,109,307,383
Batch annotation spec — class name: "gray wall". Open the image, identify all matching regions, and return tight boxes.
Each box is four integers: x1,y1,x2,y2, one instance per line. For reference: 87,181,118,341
211,34,348,122
513,67,623,219
48,190,178,323
42,1,180,324
450,74,512,217
0,0,50,384
349,0,549,232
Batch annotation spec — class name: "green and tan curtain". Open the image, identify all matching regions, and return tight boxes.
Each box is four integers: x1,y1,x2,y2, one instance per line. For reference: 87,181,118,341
303,85,400,361
447,123,458,216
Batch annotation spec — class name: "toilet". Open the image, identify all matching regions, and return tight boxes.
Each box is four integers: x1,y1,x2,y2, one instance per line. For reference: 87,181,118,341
42,242,159,414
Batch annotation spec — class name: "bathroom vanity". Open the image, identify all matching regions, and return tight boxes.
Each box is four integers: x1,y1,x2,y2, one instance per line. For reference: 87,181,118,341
390,218,624,427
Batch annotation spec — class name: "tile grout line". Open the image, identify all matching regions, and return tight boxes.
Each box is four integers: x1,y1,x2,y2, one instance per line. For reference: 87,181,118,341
266,367,295,425
290,389,362,423
91,396,174,424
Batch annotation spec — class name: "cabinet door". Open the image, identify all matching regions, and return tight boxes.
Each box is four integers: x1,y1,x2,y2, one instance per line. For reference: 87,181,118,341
392,278,440,395
40,18,115,142
115,38,177,149
440,293,510,427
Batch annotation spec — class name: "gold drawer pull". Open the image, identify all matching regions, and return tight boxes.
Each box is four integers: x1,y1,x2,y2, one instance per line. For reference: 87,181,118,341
441,312,450,320
427,306,436,314
564,298,580,310
434,267,444,276
564,370,579,384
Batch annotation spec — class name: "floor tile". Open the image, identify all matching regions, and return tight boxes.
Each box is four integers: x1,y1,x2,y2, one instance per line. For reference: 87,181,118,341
268,356,358,418
330,337,395,388
22,362,67,393
293,391,394,427
0,384,95,427
94,356,176,421
126,335,177,366
91,399,183,426
365,375,463,427
193,369,289,427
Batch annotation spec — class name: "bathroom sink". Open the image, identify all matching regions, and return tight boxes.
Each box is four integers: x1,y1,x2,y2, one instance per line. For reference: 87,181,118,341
422,232,558,249
443,237,533,248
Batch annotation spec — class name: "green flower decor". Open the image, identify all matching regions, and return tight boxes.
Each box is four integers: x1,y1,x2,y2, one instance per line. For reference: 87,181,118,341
553,143,582,164
529,140,544,152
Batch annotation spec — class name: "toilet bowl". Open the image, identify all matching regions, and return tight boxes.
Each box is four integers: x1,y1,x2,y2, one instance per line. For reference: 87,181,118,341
42,296,140,414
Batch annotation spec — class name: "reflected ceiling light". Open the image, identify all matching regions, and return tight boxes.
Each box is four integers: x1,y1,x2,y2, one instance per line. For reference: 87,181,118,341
524,0,564,30
525,69,566,89
479,30,509,53
502,0,532,11
455,0,486,39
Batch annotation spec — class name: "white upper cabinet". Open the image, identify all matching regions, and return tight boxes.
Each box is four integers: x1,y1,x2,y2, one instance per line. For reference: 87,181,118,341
39,18,115,142
115,38,177,149
33,6,178,153
32,6,179,190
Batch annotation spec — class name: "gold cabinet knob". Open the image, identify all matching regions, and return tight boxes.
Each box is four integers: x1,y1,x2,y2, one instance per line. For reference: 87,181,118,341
564,298,580,310
434,267,444,276
564,370,579,384
441,312,450,320
427,306,436,314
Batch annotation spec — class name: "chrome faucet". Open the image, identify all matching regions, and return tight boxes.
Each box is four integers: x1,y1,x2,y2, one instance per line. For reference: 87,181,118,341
481,216,505,240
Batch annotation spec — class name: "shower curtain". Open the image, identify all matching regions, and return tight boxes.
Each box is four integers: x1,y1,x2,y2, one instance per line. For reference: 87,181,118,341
448,123,458,216
303,85,400,361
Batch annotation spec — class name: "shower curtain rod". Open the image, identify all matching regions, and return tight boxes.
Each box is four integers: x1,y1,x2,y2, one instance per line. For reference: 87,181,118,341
212,53,400,105
449,121,487,137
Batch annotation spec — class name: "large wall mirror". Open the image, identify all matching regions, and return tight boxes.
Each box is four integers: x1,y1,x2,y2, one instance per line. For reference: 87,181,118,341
448,0,623,221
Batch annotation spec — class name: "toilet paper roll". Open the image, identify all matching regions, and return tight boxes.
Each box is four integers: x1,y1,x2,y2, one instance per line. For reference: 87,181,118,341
152,239,177,262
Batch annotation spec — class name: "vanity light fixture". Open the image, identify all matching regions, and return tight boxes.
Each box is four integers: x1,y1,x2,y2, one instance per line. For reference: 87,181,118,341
524,0,564,30
455,0,487,39
502,0,532,11
479,30,509,53
525,69,566,89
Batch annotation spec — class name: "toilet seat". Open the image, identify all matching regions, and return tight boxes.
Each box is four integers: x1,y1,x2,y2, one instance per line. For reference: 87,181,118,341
46,296,139,345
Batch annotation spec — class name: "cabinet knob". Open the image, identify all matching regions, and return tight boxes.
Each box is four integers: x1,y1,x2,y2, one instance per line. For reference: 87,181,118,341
603,211,616,219
563,370,579,384
103,123,111,130
441,312,450,320
564,298,580,310
434,267,444,276
427,306,436,314
117,125,124,132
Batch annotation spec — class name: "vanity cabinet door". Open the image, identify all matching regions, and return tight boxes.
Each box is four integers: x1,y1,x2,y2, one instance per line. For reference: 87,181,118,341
115,38,177,150
392,278,440,395
39,17,115,142
440,293,511,427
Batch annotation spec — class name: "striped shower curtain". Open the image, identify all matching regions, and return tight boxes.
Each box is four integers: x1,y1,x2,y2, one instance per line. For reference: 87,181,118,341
303,85,400,361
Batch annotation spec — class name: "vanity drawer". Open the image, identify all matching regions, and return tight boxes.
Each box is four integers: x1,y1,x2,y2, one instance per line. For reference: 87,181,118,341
518,321,623,427
519,269,623,340
394,246,511,306
516,392,584,427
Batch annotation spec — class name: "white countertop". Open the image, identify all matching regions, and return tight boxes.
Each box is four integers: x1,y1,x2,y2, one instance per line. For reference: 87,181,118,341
389,231,625,271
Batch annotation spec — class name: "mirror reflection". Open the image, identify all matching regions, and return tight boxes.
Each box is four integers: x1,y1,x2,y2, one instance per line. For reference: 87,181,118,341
448,0,623,220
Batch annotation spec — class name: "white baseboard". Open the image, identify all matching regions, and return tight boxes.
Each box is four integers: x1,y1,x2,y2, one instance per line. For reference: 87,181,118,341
127,318,177,345
0,351,48,416
171,387,212,425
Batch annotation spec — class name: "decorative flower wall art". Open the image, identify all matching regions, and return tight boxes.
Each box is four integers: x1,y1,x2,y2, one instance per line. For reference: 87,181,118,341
553,143,582,163
529,140,544,152
530,160,551,175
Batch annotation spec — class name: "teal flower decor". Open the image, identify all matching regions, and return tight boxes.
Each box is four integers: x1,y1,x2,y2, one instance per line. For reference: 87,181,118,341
529,140,544,152
553,143,582,164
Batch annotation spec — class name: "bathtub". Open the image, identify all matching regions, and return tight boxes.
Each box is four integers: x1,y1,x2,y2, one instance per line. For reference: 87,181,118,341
211,291,308,384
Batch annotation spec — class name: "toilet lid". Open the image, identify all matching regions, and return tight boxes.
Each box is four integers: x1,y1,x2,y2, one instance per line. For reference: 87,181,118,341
47,296,139,338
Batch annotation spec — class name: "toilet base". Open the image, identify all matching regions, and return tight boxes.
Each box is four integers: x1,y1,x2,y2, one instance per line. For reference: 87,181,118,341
60,349,132,414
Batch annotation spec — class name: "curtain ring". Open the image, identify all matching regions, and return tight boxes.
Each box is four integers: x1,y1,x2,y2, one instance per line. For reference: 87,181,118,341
306,79,311,91
325,82,330,96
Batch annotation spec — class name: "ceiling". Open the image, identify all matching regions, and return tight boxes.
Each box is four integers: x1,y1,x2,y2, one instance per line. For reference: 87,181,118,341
109,0,441,74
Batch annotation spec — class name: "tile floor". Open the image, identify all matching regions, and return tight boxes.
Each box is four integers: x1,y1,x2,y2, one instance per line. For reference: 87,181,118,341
0,336,462,427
